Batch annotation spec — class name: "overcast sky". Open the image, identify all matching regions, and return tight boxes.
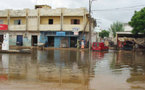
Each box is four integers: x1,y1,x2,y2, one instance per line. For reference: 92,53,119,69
0,0,145,30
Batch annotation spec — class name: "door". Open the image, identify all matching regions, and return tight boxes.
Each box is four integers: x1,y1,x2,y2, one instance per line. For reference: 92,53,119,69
0,35,3,45
70,37,77,48
32,35,38,46
54,37,60,48
48,36,54,47
61,37,69,48
17,35,23,46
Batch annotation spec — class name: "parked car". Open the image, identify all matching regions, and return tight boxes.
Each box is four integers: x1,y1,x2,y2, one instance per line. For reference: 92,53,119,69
92,42,109,51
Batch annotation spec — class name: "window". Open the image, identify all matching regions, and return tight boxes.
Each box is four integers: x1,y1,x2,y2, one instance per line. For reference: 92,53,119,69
0,20,3,24
14,20,21,25
71,19,80,24
48,19,53,24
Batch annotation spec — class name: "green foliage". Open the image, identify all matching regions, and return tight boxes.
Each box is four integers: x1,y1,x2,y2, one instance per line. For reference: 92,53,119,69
99,30,110,38
129,7,145,34
109,21,124,37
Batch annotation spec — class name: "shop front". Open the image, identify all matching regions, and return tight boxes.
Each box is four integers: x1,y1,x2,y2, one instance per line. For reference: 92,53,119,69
40,31,78,48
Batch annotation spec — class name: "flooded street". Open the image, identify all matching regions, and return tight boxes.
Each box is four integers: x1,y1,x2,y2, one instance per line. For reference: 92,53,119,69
0,49,145,90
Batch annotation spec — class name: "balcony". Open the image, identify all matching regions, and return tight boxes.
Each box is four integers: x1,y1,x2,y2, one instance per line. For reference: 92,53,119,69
39,25,61,31
63,25,83,31
9,25,26,31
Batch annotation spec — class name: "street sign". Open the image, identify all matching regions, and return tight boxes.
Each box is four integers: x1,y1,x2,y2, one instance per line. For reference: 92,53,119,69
72,27,79,32
72,27,79,35
74,32,79,35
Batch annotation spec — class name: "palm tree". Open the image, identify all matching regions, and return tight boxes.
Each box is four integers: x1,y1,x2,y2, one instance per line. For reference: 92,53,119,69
109,21,124,37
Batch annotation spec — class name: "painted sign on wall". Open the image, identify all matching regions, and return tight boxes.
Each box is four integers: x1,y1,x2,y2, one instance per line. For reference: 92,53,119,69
0,24,8,30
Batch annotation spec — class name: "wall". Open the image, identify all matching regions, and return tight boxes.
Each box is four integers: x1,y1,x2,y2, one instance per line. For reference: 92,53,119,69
63,16,83,25
63,16,84,31
0,10,8,17
10,10,26,17
0,32,39,46
39,32,48,44
39,8,61,16
10,17,26,25
28,17,38,31
63,8,85,16
40,16,60,24
0,17,8,24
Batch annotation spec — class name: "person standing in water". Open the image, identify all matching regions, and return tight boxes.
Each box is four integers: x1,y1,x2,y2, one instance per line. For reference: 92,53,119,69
81,39,85,49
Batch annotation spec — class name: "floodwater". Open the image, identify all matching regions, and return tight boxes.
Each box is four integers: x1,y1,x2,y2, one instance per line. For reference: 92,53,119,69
0,49,145,90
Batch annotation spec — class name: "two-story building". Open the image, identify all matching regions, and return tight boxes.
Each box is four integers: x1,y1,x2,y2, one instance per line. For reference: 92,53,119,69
0,5,96,48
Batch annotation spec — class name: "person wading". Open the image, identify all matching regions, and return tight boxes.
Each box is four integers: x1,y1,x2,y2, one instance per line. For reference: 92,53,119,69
81,39,85,49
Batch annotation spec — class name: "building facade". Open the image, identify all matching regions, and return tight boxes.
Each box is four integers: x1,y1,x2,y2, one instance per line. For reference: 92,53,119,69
0,5,96,48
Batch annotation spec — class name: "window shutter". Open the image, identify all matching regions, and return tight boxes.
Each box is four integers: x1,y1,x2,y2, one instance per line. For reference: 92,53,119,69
71,19,74,24
77,20,80,24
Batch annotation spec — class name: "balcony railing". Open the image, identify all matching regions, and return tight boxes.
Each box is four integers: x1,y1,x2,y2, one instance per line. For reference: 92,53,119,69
9,25,26,31
63,25,83,31
39,24,61,31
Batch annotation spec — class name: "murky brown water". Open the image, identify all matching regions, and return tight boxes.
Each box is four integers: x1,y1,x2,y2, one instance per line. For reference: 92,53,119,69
0,49,145,90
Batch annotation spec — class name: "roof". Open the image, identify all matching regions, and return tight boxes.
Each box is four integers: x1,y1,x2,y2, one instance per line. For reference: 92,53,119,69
116,31,132,34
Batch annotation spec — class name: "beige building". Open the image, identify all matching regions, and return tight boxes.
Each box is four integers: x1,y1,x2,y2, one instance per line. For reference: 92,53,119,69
0,5,96,48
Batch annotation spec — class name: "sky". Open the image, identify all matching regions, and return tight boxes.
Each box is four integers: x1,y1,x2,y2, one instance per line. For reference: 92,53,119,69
0,0,145,30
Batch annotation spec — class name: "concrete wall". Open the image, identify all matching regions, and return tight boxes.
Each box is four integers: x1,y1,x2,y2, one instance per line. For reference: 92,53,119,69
39,33,48,43
9,25,26,31
40,16,60,24
39,25,60,31
63,16,83,24
63,8,85,16
10,17,26,25
0,10,8,17
63,25,83,31
0,32,39,46
28,17,38,31
28,10,38,16
10,10,26,17
0,17,8,24
39,9,61,16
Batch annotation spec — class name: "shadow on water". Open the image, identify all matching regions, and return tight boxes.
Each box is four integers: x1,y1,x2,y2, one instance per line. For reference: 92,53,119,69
0,49,145,90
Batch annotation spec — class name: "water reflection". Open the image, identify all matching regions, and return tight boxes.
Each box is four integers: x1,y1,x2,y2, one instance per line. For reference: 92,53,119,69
0,50,144,90
111,51,145,89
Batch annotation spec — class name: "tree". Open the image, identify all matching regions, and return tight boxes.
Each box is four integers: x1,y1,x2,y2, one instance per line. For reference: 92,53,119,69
109,21,124,37
129,7,145,34
99,30,110,38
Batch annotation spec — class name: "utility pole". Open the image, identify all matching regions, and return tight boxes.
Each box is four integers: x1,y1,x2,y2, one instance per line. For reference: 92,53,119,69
89,0,92,50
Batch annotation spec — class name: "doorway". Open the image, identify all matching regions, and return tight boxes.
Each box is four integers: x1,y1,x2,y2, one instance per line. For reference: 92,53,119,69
0,35,3,45
17,35,23,46
47,36,54,47
32,35,38,46
70,37,77,48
